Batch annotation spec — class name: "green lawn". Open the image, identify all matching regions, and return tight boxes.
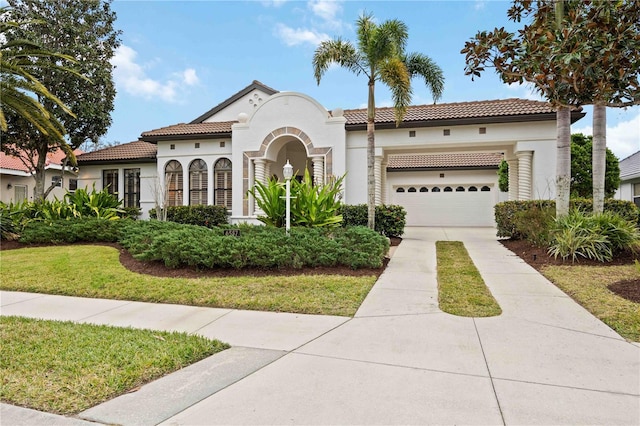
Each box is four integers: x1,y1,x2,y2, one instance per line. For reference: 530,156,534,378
436,241,502,317
0,316,228,415
0,245,376,316
541,263,640,341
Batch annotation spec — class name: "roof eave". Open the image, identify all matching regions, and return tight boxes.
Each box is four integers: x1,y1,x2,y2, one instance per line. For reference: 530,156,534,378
139,132,232,143
77,157,157,165
346,111,586,131
387,165,500,172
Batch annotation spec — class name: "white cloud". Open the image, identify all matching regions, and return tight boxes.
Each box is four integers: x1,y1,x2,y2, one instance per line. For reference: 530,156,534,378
274,23,329,47
505,82,545,101
182,68,199,86
573,112,640,160
261,0,288,7
309,0,341,22
111,45,198,103
474,1,486,10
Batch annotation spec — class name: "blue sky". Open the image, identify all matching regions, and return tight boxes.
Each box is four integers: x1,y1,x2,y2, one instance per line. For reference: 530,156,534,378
105,0,639,159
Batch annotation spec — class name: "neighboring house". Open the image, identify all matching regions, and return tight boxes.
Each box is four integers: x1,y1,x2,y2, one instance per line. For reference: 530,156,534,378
0,148,82,204
77,80,585,226
616,151,640,207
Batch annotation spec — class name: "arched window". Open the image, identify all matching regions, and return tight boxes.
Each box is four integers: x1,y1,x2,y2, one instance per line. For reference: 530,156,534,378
408,187,417,192
432,187,441,192
456,186,465,192
419,187,428,192
468,186,478,192
396,187,405,193
444,186,453,192
189,159,208,205
481,186,491,192
165,160,183,206
214,158,232,209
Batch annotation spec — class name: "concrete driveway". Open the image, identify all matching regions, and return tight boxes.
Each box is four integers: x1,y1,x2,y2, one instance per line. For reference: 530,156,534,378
2,227,639,425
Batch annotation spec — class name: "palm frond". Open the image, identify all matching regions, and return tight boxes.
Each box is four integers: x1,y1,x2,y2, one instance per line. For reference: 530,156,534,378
379,58,412,126
312,38,365,83
404,52,445,102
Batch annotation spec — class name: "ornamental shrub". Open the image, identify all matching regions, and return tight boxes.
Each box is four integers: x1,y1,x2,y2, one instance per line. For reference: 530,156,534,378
495,199,639,239
340,204,406,237
19,219,125,244
149,205,229,228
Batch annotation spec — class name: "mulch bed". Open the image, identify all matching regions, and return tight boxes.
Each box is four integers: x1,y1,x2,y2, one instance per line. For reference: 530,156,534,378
0,238,401,279
500,238,640,303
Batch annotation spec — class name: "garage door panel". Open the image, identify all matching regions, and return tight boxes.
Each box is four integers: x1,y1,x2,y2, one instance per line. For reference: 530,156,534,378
392,189,494,227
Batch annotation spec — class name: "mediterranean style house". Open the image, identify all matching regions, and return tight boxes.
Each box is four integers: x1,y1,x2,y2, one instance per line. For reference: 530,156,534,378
76,81,585,226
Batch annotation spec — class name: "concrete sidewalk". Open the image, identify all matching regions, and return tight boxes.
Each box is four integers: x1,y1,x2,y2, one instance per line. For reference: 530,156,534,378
2,227,639,425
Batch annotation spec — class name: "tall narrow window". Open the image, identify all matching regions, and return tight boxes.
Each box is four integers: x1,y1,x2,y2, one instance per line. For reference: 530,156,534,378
214,158,232,209
634,183,640,207
165,161,183,206
124,168,140,208
189,159,208,205
103,169,118,195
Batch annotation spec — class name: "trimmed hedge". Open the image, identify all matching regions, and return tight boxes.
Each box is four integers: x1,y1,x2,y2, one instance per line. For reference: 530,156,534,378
121,222,388,270
340,204,406,237
495,198,640,238
149,205,229,228
19,219,127,244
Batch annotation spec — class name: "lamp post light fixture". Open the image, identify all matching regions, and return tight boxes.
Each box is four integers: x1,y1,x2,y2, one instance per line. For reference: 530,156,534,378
283,160,294,236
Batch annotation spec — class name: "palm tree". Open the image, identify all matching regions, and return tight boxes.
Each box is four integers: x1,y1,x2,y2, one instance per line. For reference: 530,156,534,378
313,12,444,229
0,14,76,143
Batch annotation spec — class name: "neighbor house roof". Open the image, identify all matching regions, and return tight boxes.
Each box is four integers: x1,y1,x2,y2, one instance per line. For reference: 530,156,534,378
76,141,157,165
1,148,83,174
619,151,640,180
190,80,279,124
344,98,585,129
387,153,503,171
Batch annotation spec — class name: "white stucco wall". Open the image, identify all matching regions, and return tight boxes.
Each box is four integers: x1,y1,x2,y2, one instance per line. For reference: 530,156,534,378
203,88,274,122
1,169,79,204
77,163,158,219
231,92,347,219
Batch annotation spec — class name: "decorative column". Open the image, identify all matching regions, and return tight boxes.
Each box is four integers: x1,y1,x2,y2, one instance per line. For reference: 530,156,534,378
253,159,266,215
311,156,324,186
507,158,519,201
516,151,533,200
264,160,272,183
381,160,388,204
374,156,383,205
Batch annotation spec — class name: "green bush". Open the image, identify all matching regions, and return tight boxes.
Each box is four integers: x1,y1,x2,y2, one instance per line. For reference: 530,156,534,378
495,199,639,239
340,204,406,237
121,222,388,270
548,210,640,262
19,219,126,244
149,205,229,228
512,205,555,246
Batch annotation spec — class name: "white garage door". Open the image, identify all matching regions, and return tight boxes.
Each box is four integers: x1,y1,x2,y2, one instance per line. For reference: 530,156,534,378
391,184,495,226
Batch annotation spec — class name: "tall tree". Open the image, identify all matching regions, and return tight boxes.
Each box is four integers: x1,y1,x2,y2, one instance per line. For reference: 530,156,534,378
3,0,121,200
0,8,75,144
313,12,444,229
570,133,620,199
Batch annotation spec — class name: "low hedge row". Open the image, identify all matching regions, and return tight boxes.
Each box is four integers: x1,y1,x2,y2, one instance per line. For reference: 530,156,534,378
121,221,388,269
149,205,229,228
340,204,406,237
19,219,389,270
495,198,640,238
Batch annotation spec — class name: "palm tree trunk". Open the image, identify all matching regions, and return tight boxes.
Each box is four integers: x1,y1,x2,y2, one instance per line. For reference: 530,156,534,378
592,103,606,214
556,106,571,217
367,79,376,230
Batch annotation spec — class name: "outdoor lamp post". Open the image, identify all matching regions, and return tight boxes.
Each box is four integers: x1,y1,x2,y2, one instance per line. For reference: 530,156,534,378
283,160,293,236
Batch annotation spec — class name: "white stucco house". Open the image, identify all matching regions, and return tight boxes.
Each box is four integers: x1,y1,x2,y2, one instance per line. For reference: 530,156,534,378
0,148,82,204
76,81,585,226
616,151,640,207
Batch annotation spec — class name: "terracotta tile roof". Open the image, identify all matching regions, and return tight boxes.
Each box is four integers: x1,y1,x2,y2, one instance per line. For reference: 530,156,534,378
1,148,83,173
140,121,236,140
344,98,562,126
76,140,157,163
387,153,503,170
